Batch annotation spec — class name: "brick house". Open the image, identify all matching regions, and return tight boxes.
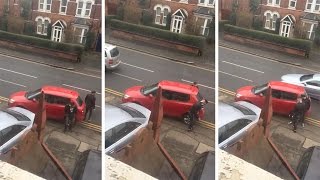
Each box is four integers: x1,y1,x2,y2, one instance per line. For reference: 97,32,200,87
151,0,214,36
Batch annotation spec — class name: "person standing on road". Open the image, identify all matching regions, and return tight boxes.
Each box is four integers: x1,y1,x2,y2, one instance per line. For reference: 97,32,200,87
188,99,208,131
289,98,305,133
64,101,77,132
301,94,311,127
85,91,96,122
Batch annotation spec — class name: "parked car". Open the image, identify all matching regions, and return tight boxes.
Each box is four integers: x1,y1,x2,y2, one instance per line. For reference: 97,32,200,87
105,43,121,70
281,73,320,100
72,149,101,180
296,146,320,180
0,107,35,155
235,81,309,116
105,102,151,155
218,101,261,149
122,80,205,120
8,86,86,122
188,151,215,180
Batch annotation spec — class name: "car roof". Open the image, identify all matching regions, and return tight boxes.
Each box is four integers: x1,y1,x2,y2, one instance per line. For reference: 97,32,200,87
105,43,117,51
105,103,149,132
0,107,33,129
313,74,320,79
159,80,198,95
218,101,261,128
304,146,320,179
269,81,305,94
42,86,79,99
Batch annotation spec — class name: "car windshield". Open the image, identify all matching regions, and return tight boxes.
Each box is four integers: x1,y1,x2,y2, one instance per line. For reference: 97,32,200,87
252,83,268,94
300,74,314,81
77,96,83,106
25,88,41,100
118,105,146,118
110,48,119,58
229,103,256,116
141,83,158,95
2,109,31,121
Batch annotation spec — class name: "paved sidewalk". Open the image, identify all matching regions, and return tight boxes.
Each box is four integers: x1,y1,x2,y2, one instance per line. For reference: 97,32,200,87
106,29,215,68
220,34,320,71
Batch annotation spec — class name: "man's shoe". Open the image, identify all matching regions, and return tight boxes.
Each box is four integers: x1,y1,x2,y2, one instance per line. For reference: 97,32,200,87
288,121,292,125
302,123,305,128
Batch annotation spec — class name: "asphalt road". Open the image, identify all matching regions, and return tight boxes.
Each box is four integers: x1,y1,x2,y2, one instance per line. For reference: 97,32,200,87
106,46,215,122
219,46,320,120
0,54,102,125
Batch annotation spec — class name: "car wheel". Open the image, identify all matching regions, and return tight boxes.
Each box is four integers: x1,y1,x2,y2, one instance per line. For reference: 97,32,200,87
183,113,191,125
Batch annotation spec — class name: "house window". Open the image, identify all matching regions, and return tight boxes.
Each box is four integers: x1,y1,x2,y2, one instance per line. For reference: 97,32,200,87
305,23,317,39
208,0,214,5
39,0,52,11
36,17,50,35
265,13,271,29
60,0,68,14
199,0,205,4
272,14,278,29
288,0,296,8
155,7,161,24
264,11,279,30
305,0,320,12
162,8,169,26
76,0,93,18
37,19,43,34
74,27,88,44
200,19,210,36
267,0,280,6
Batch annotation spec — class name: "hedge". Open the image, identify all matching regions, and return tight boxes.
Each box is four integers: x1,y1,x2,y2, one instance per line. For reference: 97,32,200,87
110,19,205,49
0,30,84,54
106,15,118,28
224,24,312,52
219,20,229,32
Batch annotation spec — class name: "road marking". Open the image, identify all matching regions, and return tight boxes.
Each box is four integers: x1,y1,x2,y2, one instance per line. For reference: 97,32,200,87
0,67,38,78
112,72,142,82
84,68,101,73
0,78,26,87
219,88,236,96
62,84,101,95
105,88,124,97
118,46,214,72
222,61,264,74
197,120,215,130
0,96,9,101
181,79,215,90
219,71,253,82
220,46,318,73
80,121,101,132
121,62,154,72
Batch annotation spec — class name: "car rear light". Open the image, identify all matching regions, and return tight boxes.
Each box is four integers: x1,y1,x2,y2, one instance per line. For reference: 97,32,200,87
109,59,113,64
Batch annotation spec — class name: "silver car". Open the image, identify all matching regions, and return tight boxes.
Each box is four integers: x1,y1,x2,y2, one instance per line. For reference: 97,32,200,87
218,101,261,149
281,74,320,100
105,43,121,70
105,103,151,155
0,107,35,155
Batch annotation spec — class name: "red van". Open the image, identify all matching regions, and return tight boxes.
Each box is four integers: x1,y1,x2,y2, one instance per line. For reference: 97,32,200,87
235,81,310,116
8,86,86,122
122,80,205,120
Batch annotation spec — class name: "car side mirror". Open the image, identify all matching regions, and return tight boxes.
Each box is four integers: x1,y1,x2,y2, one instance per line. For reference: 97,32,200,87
32,98,37,102
259,93,263,97
303,83,307,86
148,94,153,98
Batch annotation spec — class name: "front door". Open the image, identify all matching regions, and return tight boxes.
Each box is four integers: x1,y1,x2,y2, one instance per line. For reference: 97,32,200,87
172,16,183,33
281,21,291,37
52,26,63,42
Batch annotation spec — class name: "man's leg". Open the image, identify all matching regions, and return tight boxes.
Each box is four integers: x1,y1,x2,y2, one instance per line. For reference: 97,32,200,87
88,108,93,121
293,119,297,133
64,116,68,133
84,107,89,120
188,114,194,131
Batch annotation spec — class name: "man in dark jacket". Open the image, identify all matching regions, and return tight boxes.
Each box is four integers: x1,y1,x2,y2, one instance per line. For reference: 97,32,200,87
64,101,77,132
289,98,305,133
85,91,96,122
188,99,208,131
301,94,311,127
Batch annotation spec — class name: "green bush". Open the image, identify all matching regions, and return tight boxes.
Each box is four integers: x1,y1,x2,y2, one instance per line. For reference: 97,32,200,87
224,24,312,52
110,19,205,49
141,10,153,26
219,20,229,32
106,15,118,28
85,32,96,50
148,23,170,30
23,21,34,35
0,30,84,54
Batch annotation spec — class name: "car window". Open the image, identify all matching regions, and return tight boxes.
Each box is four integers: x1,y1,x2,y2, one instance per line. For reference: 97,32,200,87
306,81,320,87
162,90,190,102
228,103,256,116
296,147,314,179
118,105,146,118
281,91,297,101
142,83,158,95
76,96,83,106
45,94,69,105
26,88,41,100
219,119,252,144
2,109,31,121
272,89,282,99
300,74,314,81
253,83,268,94
188,153,207,180
110,47,119,58
105,122,141,149
0,125,26,146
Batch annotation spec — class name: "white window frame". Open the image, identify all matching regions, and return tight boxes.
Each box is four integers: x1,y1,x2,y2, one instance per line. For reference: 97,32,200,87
153,5,171,26
155,7,161,25
304,22,317,39
162,8,169,26
288,0,297,9
76,0,94,18
52,26,63,42
38,0,52,12
35,16,51,35
73,27,89,44
305,0,320,12
200,18,211,36
280,21,291,37
264,11,279,30
59,0,68,14
171,16,183,33
198,0,214,7
267,0,281,7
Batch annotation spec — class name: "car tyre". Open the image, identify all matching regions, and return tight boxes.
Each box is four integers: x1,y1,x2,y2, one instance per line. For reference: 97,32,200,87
183,113,191,125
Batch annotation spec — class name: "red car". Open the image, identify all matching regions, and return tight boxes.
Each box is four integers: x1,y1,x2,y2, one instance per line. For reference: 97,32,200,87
122,80,205,120
8,86,86,122
235,81,310,115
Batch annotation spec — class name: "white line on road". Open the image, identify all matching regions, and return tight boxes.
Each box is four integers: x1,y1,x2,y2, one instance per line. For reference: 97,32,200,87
112,72,142,82
0,78,26,87
181,79,215,90
222,61,264,74
121,62,154,72
0,67,38,78
62,84,101,95
219,71,253,82
84,68,101,73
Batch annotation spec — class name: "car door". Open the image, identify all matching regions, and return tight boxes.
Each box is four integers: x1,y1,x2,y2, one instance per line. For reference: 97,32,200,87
305,80,320,99
45,94,69,121
270,89,284,114
0,125,26,154
280,90,298,115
